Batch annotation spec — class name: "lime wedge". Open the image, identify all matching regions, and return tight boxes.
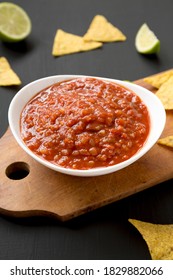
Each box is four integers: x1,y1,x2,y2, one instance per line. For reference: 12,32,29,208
0,2,31,42
135,23,160,54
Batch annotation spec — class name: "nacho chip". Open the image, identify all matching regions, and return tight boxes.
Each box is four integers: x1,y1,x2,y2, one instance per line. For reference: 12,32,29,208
129,219,173,260
158,135,173,148
155,76,173,109
52,29,102,56
144,69,173,89
0,57,21,86
83,15,126,42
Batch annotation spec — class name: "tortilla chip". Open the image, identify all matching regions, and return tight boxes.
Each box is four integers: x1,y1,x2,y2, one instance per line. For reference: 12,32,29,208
129,219,173,260
155,76,173,109
0,57,21,86
52,29,102,56
83,15,126,42
144,69,173,89
158,135,173,148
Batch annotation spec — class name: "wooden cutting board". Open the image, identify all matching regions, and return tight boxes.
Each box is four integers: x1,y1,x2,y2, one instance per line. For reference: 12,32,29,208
0,72,173,221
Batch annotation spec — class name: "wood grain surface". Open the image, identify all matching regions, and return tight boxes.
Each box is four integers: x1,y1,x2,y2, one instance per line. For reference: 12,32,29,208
0,73,172,221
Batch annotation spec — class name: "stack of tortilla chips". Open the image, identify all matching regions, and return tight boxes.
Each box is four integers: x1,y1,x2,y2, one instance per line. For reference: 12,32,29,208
52,15,126,56
144,69,173,148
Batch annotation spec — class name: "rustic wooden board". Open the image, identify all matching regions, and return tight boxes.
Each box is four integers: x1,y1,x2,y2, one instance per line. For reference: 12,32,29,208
0,73,173,221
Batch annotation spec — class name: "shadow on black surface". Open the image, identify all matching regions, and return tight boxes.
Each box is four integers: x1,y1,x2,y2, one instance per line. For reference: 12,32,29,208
1,39,34,54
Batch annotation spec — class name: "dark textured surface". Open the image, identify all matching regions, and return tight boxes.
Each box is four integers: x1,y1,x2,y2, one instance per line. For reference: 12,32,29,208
0,0,173,260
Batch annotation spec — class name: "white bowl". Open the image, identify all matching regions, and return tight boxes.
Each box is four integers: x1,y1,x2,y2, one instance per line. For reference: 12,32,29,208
8,75,166,177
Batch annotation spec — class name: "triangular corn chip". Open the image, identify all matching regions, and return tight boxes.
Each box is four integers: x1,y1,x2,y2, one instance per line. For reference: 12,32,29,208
144,69,173,89
155,76,173,109
0,57,21,86
129,219,173,260
52,29,102,56
83,15,126,42
158,135,173,148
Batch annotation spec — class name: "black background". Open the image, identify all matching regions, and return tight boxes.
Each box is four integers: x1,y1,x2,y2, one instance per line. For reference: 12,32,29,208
0,0,173,260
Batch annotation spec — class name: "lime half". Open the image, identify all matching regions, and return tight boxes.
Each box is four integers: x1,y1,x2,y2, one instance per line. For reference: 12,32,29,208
0,2,31,42
135,23,160,54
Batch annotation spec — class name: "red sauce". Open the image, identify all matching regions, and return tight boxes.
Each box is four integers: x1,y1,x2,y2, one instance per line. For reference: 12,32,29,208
20,77,150,169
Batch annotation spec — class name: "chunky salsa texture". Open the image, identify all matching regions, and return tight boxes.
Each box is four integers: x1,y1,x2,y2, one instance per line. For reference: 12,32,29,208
20,78,150,169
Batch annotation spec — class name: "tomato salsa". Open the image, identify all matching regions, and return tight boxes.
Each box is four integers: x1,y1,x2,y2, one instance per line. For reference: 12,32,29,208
20,77,150,170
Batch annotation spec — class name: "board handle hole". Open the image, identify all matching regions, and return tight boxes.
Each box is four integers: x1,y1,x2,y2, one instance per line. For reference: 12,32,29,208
6,162,30,180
